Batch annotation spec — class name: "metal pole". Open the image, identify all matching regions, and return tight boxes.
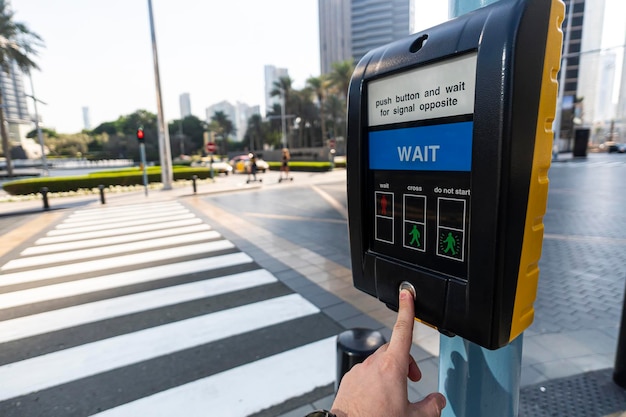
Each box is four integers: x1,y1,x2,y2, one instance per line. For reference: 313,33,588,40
140,143,149,196
281,88,287,148
27,72,49,175
439,335,523,417
147,0,173,190
437,3,523,417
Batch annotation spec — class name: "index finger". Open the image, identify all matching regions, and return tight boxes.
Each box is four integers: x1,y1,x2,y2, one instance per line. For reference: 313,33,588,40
388,287,416,356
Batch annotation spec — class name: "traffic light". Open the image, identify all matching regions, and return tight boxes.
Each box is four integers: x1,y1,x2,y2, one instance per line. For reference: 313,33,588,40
136,127,145,143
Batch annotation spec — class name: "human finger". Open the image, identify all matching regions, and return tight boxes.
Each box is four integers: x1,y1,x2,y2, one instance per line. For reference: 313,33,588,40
407,354,421,382
410,392,446,416
388,288,416,356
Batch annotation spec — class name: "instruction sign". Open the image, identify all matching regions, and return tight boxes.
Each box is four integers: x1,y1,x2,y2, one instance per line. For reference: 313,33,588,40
367,53,476,280
368,53,477,125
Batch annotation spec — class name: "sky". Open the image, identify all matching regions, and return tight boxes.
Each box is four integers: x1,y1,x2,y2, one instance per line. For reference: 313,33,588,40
9,0,625,134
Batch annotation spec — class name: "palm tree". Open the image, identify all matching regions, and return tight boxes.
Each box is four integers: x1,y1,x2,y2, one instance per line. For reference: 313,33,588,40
328,59,355,101
245,114,265,151
0,0,43,176
210,111,235,155
306,75,330,144
270,76,294,148
326,60,354,141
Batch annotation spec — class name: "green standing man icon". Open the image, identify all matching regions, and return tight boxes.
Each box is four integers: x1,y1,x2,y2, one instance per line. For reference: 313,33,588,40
409,225,421,247
443,232,457,255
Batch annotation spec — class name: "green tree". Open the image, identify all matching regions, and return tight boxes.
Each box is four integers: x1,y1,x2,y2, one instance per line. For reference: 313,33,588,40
168,115,205,156
291,87,319,148
210,111,235,155
0,0,43,176
244,113,266,151
325,60,355,140
307,75,330,144
27,127,58,139
89,110,158,161
328,59,354,100
270,76,294,148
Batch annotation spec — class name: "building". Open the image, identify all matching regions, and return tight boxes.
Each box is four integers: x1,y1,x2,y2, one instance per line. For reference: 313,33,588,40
318,0,415,74
618,30,626,136
263,65,289,116
318,0,351,75
82,106,91,130
179,93,191,119
206,100,260,142
235,102,261,143
0,60,32,156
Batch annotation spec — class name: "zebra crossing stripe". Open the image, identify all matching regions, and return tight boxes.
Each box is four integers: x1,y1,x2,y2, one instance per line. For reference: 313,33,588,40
93,337,336,417
66,202,183,219
4,230,222,270
0,294,319,402
46,213,197,236
22,224,212,256
0,239,235,287
57,206,190,228
0,269,277,344
35,218,203,245
0,252,253,310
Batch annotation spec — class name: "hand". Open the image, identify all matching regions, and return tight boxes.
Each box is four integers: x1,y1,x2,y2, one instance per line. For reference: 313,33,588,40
330,289,446,417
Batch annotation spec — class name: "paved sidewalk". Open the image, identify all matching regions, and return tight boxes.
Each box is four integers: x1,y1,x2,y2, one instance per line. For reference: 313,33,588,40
1,163,625,416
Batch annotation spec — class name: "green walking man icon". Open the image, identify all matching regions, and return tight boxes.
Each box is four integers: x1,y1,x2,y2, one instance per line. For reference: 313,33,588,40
443,232,457,255
409,225,421,247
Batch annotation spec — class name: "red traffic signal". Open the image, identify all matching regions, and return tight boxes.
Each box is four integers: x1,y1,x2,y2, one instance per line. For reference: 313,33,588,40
136,128,145,142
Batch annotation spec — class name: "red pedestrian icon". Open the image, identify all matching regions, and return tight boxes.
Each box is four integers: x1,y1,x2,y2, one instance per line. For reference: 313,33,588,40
381,195,388,215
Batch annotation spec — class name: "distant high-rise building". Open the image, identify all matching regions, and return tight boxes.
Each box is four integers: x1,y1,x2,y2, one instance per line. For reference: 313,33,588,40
206,100,260,143
235,102,261,142
264,65,289,116
572,0,606,127
179,93,192,119
318,0,414,74
318,0,352,75
0,60,31,153
82,106,91,130
615,30,626,141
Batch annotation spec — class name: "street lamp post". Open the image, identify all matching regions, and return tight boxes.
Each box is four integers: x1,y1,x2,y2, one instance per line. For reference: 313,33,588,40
27,71,48,175
147,0,173,190
280,87,287,148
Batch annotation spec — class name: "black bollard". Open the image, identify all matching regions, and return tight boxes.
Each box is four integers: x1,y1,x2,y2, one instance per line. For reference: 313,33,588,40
336,328,386,392
98,184,106,204
192,175,198,194
613,279,626,388
40,187,50,210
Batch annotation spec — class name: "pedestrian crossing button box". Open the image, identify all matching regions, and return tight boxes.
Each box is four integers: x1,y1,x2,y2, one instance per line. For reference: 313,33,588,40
346,0,564,349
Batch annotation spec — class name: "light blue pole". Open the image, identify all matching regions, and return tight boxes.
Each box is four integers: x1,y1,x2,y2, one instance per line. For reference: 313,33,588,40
437,2,523,416
438,334,523,417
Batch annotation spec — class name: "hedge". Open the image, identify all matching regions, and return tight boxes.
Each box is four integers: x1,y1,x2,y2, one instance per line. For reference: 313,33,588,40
2,166,214,196
267,161,346,171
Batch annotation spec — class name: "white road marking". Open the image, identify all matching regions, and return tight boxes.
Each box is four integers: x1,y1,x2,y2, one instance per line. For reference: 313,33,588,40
94,337,336,417
0,252,253,310
46,213,196,236
0,269,276,343
4,230,222,270
35,218,203,245
0,294,319,402
22,224,212,256
0,240,235,288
